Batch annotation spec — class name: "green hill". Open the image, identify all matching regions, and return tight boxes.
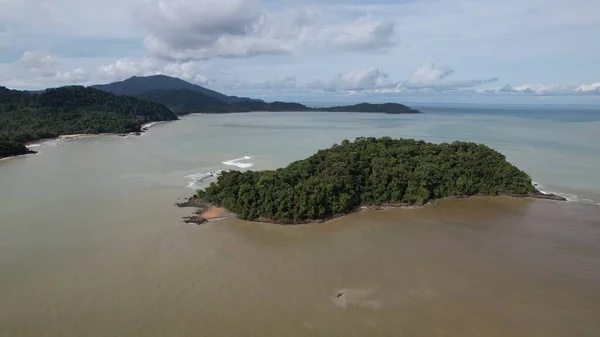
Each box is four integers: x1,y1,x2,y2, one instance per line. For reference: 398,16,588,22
91,75,262,105
0,86,178,159
196,137,539,224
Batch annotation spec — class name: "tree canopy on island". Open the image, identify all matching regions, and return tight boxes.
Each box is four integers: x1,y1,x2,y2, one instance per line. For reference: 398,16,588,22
196,137,537,223
0,86,178,158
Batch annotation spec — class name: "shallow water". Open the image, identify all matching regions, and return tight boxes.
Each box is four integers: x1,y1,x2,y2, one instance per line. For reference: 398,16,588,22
1,106,599,336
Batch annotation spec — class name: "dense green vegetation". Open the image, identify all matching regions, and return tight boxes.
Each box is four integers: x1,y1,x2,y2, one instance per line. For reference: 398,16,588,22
196,137,537,223
0,86,178,158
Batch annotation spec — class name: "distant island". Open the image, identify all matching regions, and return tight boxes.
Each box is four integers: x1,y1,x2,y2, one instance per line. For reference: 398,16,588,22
93,75,423,115
318,103,421,114
0,75,423,159
0,86,178,159
181,137,565,225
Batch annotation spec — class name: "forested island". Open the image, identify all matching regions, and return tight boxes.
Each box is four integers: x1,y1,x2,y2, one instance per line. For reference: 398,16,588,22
0,86,178,159
185,137,565,224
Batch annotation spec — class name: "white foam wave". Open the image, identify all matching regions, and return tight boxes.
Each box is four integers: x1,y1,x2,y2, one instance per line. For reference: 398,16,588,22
186,156,255,188
223,156,253,168
141,121,163,129
0,152,38,161
185,170,229,189
26,139,61,149
534,181,597,204
537,188,579,202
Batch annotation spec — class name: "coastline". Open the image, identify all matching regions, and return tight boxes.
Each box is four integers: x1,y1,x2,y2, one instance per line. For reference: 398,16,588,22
22,132,139,150
0,151,38,161
176,192,566,226
1,121,169,161
175,196,229,225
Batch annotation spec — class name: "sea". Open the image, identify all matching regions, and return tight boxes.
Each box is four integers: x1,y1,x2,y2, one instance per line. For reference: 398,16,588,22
1,104,599,337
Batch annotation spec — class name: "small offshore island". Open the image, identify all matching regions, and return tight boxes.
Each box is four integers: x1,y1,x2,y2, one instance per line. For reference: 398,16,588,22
180,137,566,225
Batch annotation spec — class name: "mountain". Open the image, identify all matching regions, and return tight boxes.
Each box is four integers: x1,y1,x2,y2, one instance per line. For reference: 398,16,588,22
136,89,231,114
92,75,422,115
134,88,418,115
136,88,313,114
92,75,262,105
0,86,178,159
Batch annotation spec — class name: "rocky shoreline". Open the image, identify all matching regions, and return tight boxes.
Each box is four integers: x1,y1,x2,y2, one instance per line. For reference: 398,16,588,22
176,195,228,225
176,191,566,226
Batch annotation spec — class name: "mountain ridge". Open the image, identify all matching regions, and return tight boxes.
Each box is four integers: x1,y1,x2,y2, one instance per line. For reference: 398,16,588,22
91,75,263,105
91,75,422,115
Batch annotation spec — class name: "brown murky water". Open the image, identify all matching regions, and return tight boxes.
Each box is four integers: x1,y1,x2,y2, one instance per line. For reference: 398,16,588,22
2,192,599,337
1,111,599,336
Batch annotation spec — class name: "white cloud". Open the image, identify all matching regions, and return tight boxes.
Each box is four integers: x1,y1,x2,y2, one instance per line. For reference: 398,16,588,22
145,0,260,51
233,76,299,90
330,17,395,51
98,57,161,80
50,68,89,83
143,0,321,60
18,51,55,72
98,57,213,86
402,63,498,90
479,81,600,96
576,82,600,94
311,68,397,92
142,0,398,60
16,51,89,83
404,63,454,89
162,62,213,86
310,64,497,93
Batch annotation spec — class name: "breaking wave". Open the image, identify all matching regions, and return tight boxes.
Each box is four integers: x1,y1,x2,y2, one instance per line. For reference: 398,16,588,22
141,121,163,129
26,139,61,148
185,170,228,189
185,156,254,189
533,181,597,205
223,156,254,168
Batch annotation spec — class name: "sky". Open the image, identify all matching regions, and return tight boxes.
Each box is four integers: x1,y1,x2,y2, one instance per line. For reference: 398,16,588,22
1,0,599,103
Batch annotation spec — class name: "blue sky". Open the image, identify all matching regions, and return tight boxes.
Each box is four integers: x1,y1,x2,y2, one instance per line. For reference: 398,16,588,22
1,0,599,103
